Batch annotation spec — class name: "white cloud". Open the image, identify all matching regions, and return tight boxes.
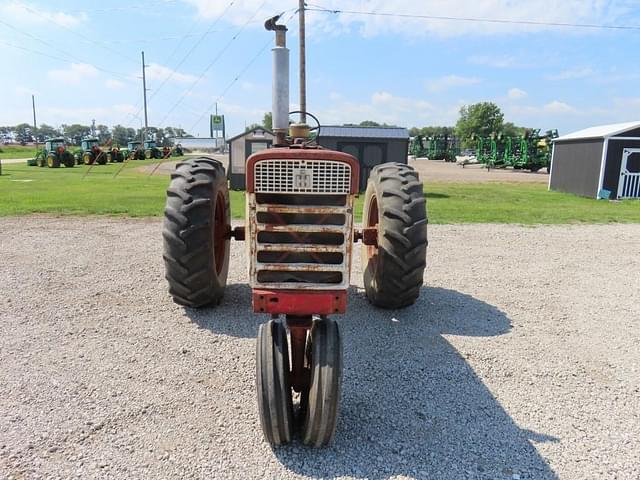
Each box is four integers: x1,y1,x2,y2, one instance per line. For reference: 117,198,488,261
105,79,125,89
426,75,481,92
144,64,198,84
467,55,520,68
507,88,528,100
547,67,594,80
47,63,99,85
0,1,84,27
181,0,629,37
314,91,448,128
543,100,576,114
14,86,35,96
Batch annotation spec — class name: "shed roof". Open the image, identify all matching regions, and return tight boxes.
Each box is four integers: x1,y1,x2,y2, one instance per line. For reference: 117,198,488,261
555,121,640,142
321,126,409,139
227,127,274,143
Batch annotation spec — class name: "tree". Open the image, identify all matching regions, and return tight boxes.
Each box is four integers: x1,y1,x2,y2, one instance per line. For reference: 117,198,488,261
63,124,92,145
245,123,262,132
111,125,136,146
262,112,272,131
14,123,33,143
358,120,382,127
502,122,525,138
96,124,111,144
455,102,504,144
35,124,58,142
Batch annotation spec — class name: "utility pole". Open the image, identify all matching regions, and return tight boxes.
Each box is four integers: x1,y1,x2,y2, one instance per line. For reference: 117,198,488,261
141,51,149,140
91,119,96,136
32,94,37,149
298,0,307,123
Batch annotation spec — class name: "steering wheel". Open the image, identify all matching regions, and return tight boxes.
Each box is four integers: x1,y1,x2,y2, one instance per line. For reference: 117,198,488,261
289,110,321,144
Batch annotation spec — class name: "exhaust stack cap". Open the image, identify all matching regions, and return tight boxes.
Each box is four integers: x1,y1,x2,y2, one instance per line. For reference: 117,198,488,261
265,15,289,146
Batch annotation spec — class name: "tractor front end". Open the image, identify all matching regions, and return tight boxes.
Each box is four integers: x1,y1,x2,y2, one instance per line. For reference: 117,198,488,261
245,148,359,316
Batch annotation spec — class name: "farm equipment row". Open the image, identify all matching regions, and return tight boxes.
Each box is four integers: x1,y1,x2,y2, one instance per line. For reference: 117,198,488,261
410,134,459,162
473,129,558,172
28,137,184,168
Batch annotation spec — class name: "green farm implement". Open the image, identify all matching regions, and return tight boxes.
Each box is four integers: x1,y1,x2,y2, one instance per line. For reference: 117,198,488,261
30,137,75,168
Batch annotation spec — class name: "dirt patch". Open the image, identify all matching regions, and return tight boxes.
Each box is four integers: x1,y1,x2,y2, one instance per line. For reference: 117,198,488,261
410,158,550,184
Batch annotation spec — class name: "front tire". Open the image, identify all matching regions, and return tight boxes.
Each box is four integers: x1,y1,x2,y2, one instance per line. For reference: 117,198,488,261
362,163,428,309
301,318,342,447
256,320,294,446
162,157,230,307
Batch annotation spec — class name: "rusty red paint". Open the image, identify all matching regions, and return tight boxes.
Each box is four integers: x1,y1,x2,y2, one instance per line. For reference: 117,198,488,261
245,147,360,194
252,289,347,315
287,320,311,393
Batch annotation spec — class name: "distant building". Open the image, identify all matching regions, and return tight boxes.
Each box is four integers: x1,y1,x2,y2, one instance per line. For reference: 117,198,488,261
227,127,274,190
169,137,224,150
317,126,410,191
550,121,640,199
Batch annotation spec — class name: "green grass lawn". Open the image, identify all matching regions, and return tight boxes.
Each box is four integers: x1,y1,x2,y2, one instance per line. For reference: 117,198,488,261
0,145,39,159
0,161,638,223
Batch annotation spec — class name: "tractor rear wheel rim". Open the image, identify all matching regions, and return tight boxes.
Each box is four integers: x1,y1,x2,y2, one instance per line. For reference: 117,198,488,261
365,194,379,274
213,191,226,276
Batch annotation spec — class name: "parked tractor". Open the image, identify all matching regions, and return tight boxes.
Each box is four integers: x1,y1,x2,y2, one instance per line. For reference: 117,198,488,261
31,138,75,168
143,140,162,159
172,143,184,156
124,141,145,160
107,145,125,163
162,16,427,448
76,138,108,165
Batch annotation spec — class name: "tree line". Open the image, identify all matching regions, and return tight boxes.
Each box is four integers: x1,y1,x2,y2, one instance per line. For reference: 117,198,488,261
0,123,192,147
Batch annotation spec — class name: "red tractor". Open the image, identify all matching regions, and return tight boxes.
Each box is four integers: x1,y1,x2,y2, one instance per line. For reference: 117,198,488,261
162,16,427,447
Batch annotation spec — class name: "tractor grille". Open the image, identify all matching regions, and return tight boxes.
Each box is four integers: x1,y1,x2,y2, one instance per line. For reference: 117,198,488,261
254,159,351,194
249,159,353,290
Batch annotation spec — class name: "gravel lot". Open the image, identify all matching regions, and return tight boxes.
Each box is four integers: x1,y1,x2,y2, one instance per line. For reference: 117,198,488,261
1,217,639,479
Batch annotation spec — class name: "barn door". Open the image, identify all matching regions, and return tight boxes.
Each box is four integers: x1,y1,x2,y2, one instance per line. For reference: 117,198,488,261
617,148,640,199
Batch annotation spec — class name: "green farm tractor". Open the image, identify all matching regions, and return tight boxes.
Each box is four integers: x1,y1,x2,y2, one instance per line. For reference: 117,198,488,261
143,140,162,159
172,143,184,156
106,145,125,163
124,141,145,160
30,138,75,168
75,138,108,165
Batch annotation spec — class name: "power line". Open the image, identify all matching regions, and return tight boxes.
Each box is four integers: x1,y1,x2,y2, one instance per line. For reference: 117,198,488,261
305,6,640,31
16,2,139,63
156,0,270,127
188,39,272,133
150,1,237,104
187,9,300,134
0,19,132,80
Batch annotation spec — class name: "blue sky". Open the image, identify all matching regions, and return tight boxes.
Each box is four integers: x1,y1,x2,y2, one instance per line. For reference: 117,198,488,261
1,0,640,138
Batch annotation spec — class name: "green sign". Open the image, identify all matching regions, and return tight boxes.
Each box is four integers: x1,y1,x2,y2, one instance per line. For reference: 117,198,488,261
210,114,224,134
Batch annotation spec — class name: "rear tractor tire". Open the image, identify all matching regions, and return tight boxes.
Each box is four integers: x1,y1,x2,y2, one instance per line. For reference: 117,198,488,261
63,152,75,168
96,153,107,165
47,153,60,168
162,157,230,307
362,163,428,309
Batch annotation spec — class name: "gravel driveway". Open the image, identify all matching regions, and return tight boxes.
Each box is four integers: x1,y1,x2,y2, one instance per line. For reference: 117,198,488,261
1,217,638,479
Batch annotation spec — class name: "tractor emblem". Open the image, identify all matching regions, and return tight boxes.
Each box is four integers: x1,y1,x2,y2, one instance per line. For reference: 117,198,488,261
293,168,313,190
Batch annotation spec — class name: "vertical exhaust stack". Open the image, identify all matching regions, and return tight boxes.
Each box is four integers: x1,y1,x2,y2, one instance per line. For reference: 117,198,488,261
265,16,289,146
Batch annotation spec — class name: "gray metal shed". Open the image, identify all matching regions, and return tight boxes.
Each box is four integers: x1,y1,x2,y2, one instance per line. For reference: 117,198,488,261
227,127,274,190
550,121,640,199
317,126,410,191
